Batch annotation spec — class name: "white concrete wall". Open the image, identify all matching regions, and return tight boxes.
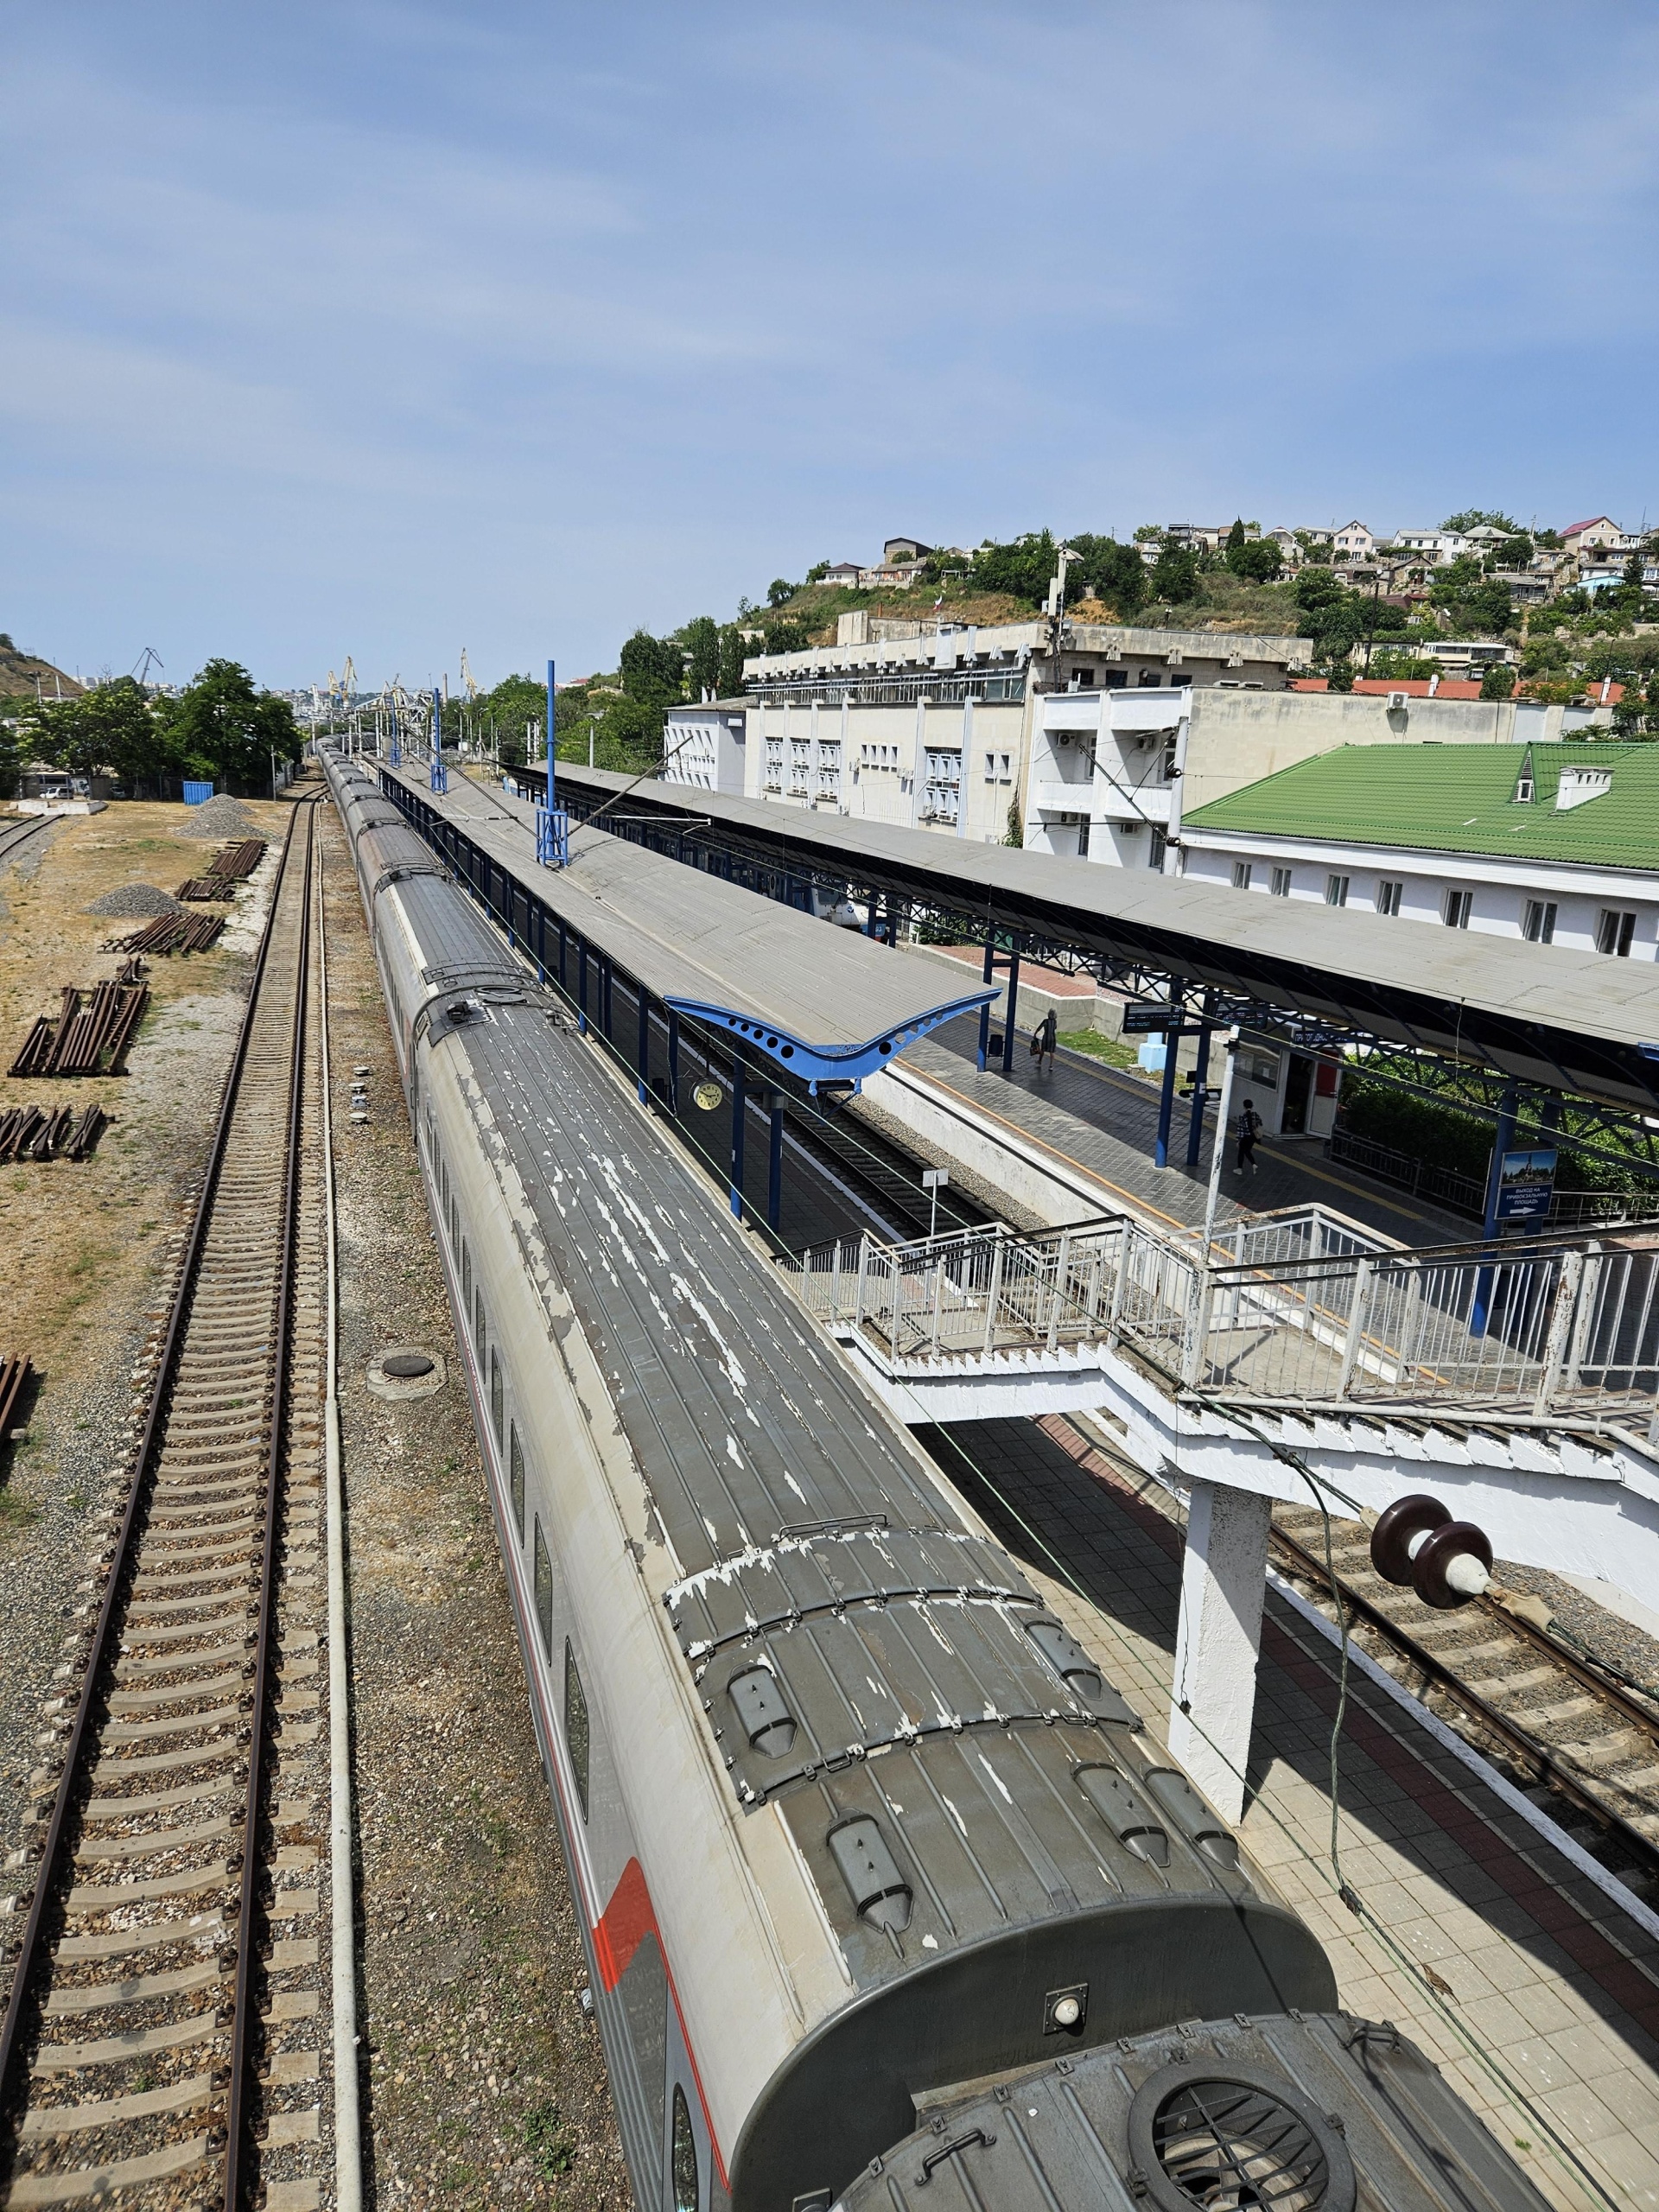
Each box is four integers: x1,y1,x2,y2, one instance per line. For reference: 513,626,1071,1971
1181,836,1659,959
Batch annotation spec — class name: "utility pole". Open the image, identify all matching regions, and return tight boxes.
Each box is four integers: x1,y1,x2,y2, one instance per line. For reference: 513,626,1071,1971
1200,1028,1242,1255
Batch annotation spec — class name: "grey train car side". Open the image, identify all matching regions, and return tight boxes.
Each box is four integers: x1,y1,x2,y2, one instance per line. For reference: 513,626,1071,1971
320,749,1550,2212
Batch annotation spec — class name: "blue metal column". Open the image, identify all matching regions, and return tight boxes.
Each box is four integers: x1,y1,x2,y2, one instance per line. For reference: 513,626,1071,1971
666,1007,681,1113
767,1097,785,1232
1000,954,1021,1074
977,940,995,1072
1471,1081,1519,1338
1154,1019,1182,1169
730,1055,747,1217
636,982,650,1104
555,654,570,814
1185,1019,1213,1170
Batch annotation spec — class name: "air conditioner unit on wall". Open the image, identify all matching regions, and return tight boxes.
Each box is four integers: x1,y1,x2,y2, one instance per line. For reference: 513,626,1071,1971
1386,691,1409,710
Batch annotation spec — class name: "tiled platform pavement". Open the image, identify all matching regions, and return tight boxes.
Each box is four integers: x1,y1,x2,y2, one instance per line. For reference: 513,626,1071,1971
906,1011,1467,1248
921,1414,1659,2212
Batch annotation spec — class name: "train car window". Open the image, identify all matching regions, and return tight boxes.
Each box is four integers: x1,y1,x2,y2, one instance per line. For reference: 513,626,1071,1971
441,1160,450,1224
564,1642,590,1821
490,1350,505,1446
461,1242,472,1311
509,1423,525,1541
533,1519,554,1661
474,1288,486,1356
671,2087,698,2212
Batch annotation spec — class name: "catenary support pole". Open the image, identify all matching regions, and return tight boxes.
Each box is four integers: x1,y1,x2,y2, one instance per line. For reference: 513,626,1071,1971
1201,1031,1241,1254
545,658,556,810
1000,952,1021,1074
1472,1079,1519,1337
1185,1016,1212,1170
1168,1479,1273,1824
666,1007,680,1114
1154,1017,1181,1169
977,941,995,1072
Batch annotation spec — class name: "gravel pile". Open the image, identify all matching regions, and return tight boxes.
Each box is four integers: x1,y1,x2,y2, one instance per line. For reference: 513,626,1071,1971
86,881,184,918
179,791,257,838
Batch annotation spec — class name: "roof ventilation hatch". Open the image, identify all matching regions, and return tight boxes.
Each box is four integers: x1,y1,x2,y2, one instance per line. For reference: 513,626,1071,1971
1145,1767,1241,1871
1026,1618,1103,1697
727,1665,797,1758
827,1815,912,1933
1073,1763,1169,1866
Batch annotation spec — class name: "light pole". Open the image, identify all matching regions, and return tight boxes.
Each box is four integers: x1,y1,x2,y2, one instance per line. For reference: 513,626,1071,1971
1200,1027,1242,1255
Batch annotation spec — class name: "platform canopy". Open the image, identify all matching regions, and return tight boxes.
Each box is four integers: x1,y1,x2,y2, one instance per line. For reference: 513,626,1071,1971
384,768,995,1090
534,765,1659,1114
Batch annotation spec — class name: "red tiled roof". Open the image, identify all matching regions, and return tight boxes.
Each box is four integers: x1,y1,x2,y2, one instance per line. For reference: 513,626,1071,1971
1290,677,1484,699
1561,516,1617,537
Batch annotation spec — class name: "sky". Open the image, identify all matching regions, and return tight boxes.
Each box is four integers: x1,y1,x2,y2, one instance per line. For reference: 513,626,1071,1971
3,2,1658,693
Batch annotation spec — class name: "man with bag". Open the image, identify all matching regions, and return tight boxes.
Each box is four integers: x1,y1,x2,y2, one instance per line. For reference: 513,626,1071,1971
1235,1096,1263,1175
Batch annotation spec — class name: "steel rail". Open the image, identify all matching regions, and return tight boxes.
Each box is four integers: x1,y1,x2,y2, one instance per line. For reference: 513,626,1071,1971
223,798,316,2212
1268,1517,1659,1885
0,795,321,2200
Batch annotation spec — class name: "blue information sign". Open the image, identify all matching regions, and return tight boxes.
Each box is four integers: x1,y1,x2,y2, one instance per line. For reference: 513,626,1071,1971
1495,1147,1557,1223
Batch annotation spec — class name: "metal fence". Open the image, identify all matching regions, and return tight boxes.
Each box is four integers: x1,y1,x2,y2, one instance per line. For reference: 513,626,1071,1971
779,1212,1659,1424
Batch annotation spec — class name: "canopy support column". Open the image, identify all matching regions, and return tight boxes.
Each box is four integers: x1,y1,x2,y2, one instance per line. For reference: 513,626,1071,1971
1168,1479,1272,1825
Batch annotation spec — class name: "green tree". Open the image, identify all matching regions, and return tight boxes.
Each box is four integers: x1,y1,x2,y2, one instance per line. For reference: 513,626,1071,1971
1148,539,1201,602
1224,518,1248,568
1442,509,1520,535
1230,539,1283,582
682,616,721,699
159,660,299,793
804,561,830,585
716,626,747,696
618,629,685,707
755,618,810,654
26,677,176,791
0,714,22,800
766,578,797,608
1066,533,1147,614
477,672,550,760
970,531,1058,605
1479,663,1516,701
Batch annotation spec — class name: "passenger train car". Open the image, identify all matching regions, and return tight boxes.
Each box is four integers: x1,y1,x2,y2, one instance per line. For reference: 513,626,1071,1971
321,748,1548,2212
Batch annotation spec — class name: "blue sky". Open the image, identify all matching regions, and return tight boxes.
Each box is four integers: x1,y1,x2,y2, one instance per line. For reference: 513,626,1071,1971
4,2,1657,691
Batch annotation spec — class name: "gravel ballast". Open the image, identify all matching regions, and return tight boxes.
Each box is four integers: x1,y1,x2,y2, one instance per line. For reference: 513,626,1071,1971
85,880,185,917
179,791,258,838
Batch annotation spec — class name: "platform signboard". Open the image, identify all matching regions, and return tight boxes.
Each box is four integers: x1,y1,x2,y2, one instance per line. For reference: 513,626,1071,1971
1495,1147,1557,1224
1122,1002,1179,1034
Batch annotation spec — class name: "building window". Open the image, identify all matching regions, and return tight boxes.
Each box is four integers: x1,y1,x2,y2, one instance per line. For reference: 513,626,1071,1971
1325,874,1350,908
509,1423,525,1541
1376,879,1403,917
1269,868,1292,899
1443,889,1473,930
671,2088,699,2212
564,1642,591,1821
533,1517,554,1662
1137,669,1161,687
1597,908,1637,957
1149,830,1167,869
1522,899,1557,944
1232,861,1252,891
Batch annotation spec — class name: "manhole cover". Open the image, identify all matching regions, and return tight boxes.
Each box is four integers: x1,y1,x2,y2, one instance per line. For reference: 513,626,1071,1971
383,1352,435,1378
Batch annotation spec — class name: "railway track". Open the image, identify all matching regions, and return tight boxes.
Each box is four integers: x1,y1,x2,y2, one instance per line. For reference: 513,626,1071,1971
0,817,62,875
1270,1500,1659,1898
0,789,336,2211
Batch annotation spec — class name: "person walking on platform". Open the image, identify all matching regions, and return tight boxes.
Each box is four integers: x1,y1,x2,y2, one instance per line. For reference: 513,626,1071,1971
1235,1096,1262,1175
1030,1007,1058,1075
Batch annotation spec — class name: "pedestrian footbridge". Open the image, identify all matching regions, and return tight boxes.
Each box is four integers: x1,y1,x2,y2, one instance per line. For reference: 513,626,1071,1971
779,1205,1659,1813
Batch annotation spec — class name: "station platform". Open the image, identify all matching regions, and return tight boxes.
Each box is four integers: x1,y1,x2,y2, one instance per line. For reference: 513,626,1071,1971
930,1413,1659,2212
903,1008,1469,1248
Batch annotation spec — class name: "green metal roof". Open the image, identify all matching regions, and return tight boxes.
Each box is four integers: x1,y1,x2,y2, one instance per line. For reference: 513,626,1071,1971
1182,741,1659,873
